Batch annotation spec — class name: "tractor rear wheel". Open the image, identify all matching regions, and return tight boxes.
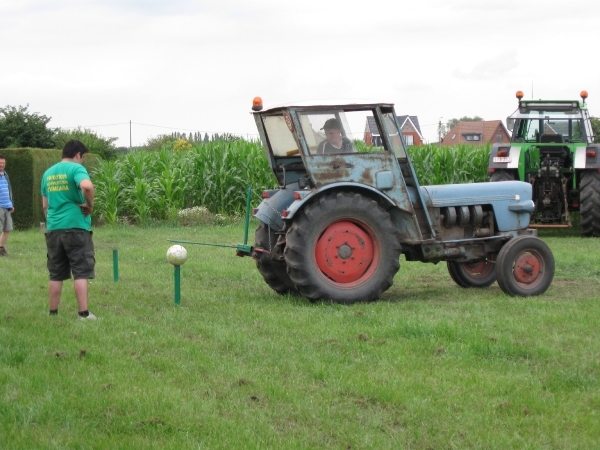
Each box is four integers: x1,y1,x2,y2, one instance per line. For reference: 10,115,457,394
284,191,402,304
490,170,515,182
496,236,554,296
580,171,600,237
447,256,497,288
254,222,298,295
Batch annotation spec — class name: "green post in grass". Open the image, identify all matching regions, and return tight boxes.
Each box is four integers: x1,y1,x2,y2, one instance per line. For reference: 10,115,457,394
243,186,252,246
174,265,181,306
113,249,119,282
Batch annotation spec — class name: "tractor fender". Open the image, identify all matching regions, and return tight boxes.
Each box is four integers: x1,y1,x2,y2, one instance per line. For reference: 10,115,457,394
253,182,299,231
278,182,397,223
574,144,600,169
489,143,521,170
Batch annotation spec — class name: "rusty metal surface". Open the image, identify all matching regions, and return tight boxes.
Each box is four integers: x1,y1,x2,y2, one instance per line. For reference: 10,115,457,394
305,152,415,214
529,224,570,228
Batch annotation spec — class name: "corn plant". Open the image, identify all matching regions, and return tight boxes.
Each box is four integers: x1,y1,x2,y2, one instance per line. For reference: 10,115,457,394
91,159,123,225
408,144,490,185
91,139,276,225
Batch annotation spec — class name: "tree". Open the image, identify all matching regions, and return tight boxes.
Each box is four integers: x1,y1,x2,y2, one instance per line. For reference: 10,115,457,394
590,117,600,143
53,127,118,160
0,104,55,148
143,134,178,152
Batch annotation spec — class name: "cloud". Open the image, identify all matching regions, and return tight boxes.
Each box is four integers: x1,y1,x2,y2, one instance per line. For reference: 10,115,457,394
453,51,520,81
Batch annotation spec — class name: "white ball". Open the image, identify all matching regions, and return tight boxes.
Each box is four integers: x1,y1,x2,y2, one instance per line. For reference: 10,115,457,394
166,245,187,266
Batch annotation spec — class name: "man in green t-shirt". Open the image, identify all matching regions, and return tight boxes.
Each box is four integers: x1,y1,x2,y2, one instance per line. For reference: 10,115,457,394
41,140,97,320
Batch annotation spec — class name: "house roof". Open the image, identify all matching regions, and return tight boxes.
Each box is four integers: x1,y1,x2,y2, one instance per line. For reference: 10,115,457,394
442,120,508,144
365,115,423,139
397,115,423,137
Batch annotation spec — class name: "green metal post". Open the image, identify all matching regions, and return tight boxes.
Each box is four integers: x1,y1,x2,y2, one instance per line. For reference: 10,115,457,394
174,265,181,306
113,249,119,282
243,187,252,245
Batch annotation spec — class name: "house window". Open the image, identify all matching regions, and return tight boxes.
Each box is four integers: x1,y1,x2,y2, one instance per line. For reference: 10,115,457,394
464,134,481,141
404,134,414,145
496,133,503,143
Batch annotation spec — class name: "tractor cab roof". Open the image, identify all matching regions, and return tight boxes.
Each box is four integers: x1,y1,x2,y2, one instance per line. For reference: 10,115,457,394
508,100,587,120
251,98,395,115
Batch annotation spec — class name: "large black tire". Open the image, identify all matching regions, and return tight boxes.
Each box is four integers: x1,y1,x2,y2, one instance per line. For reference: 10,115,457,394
284,191,402,304
490,170,515,182
580,171,600,237
496,236,554,296
447,256,497,288
254,222,298,295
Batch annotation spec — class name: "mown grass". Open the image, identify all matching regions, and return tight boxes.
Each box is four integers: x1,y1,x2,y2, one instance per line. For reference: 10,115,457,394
1,223,599,449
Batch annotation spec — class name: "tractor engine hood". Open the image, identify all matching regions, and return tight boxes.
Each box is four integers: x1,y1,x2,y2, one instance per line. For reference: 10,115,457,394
420,181,534,231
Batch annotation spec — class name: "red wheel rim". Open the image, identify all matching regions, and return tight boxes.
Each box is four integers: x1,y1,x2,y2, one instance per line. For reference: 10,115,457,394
315,220,376,284
513,252,541,284
461,259,494,279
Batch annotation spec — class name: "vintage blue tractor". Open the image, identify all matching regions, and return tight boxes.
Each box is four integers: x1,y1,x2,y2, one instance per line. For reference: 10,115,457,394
250,98,555,304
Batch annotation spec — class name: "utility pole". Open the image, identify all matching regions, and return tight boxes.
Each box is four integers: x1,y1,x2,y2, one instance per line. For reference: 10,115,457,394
129,120,132,150
438,117,443,144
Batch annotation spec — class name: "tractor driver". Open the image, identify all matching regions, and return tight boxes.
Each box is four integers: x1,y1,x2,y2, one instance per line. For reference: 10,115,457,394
316,118,354,154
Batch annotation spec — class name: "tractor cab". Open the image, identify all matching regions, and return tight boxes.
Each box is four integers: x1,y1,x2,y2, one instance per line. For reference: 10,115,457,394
252,99,429,242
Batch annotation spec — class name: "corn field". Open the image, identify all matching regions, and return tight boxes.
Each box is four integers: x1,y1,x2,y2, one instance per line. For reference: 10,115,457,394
408,143,491,185
91,140,276,225
91,140,490,225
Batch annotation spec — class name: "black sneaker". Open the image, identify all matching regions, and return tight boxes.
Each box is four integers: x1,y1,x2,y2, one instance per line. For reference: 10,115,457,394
0,247,7,257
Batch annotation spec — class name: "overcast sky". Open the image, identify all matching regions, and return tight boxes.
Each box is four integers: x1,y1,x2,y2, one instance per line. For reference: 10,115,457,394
2,0,599,147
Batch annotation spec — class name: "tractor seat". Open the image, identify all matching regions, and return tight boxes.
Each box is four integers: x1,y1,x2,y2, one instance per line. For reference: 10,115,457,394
539,134,568,159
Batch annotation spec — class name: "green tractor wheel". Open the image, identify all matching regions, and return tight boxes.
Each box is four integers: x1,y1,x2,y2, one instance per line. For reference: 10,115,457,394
490,170,515,182
580,171,600,237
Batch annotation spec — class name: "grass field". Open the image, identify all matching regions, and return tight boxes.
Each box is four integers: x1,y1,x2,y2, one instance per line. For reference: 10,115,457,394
1,223,599,449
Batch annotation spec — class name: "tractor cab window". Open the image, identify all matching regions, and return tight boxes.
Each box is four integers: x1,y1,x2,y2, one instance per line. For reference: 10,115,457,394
382,113,407,158
514,109,588,143
298,112,358,155
261,114,301,157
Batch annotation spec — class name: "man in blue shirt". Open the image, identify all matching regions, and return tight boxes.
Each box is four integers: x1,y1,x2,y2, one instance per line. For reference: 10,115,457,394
0,155,14,257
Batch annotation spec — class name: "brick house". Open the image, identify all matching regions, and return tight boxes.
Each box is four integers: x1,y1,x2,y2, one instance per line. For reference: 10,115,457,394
440,120,510,146
364,115,424,146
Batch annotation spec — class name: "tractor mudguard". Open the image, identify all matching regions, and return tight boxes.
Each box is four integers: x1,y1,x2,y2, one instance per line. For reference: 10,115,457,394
574,144,600,169
489,143,522,171
253,182,299,231
420,181,534,231
279,182,397,221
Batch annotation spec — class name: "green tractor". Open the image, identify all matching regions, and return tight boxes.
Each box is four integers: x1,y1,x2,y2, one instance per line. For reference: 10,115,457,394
488,91,600,236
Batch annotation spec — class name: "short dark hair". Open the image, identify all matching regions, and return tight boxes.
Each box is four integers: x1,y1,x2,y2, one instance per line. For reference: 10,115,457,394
321,118,342,130
62,140,90,159
0,155,5,160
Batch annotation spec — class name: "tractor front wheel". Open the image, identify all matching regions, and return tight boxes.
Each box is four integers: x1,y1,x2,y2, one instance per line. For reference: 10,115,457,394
254,222,298,295
496,236,554,296
284,191,402,304
580,171,600,237
447,256,497,288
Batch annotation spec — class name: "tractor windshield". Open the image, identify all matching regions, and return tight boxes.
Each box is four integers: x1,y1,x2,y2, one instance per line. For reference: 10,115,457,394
258,106,408,158
297,109,407,157
513,111,587,143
